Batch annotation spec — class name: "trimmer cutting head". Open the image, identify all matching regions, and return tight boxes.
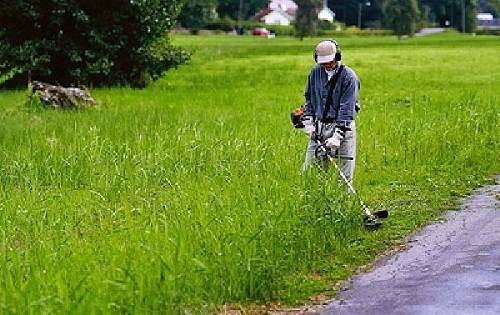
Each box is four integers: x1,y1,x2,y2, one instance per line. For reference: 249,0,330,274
363,209,389,229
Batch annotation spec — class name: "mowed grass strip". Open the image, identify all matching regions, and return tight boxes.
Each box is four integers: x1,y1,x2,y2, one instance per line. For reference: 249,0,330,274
0,33,498,313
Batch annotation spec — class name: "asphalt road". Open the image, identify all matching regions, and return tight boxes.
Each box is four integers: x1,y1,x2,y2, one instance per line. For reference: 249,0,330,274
415,27,445,36
321,179,500,315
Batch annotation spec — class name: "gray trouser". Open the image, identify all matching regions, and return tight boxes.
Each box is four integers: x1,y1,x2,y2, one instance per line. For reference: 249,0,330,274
302,121,356,182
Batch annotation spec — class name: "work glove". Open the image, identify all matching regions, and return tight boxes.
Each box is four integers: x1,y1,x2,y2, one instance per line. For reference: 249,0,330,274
303,118,315,139
325,128,345,150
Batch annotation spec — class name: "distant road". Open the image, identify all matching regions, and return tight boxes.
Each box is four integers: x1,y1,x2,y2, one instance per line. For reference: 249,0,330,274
416,27,445,36
321,179,500,315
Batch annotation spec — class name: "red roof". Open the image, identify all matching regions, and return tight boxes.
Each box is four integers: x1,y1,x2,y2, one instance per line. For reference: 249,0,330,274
253,8,272,21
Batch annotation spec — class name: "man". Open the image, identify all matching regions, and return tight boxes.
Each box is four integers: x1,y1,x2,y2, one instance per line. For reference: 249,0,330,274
301,39,360,182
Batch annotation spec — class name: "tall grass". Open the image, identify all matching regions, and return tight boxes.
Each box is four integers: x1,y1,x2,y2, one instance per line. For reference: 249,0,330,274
0,33,498,313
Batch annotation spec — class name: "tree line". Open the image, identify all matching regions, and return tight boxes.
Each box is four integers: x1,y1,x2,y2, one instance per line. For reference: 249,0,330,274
180,0,496,37
1,0,496,88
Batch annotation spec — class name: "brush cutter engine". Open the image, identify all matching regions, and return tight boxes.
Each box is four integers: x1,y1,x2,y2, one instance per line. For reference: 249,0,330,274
290,106,305,129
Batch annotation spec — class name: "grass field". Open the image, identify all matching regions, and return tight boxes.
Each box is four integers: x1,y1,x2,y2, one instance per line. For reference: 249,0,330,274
0,32,499,313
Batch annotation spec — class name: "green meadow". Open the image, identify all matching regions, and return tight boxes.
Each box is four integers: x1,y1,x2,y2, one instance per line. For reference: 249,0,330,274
0,33,498,313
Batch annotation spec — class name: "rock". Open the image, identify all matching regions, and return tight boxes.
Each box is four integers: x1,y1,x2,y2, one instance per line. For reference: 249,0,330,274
31,81,97,109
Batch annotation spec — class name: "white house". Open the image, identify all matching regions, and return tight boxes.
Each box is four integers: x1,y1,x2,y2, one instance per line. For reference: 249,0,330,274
477,12,500,30
269,0,298,14
477,13,494,21
262,8,294,26
318,0,335,23
254,0,298,26
255,0,336,26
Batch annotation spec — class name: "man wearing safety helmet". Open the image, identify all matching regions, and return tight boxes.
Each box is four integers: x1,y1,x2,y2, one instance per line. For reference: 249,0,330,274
301,39,360,182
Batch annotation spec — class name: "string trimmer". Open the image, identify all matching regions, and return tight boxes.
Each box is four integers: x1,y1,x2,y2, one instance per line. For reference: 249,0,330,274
315,141,388,228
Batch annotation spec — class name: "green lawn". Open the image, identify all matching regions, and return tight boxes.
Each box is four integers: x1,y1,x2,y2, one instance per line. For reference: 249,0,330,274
0,32,498,313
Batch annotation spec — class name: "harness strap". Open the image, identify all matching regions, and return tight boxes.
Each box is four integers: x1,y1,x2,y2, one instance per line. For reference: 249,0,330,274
321,65,344,122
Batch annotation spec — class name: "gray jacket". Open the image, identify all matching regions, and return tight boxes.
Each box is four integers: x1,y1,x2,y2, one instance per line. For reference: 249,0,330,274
303,63,360,128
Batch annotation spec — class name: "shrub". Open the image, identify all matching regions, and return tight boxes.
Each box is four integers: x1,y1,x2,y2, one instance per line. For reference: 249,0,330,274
241,20,266,30
0,0,190,88
269,25,295,36
319,27,393,37
206,17,237,32
476,29,500,36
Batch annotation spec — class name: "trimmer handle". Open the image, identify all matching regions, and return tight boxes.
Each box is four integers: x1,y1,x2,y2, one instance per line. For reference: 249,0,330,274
314,141,353,161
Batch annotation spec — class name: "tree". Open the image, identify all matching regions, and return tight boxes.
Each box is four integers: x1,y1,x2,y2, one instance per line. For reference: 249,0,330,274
295,0,322,39
465,0,478,32
328,0,382,27
478,0,499,17
0,0,190,88
216,0,268,20
179,0,218,34
361,0,384,28
382,0,420,38
487,0,500,14
420,0,477,32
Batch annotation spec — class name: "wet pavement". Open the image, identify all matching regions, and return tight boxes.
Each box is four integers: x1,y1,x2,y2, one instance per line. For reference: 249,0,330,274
321,179,500,315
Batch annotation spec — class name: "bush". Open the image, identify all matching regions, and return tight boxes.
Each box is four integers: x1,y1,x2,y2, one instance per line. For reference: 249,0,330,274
0,0,190,88
319,27,393,37
476,29,500,36
241,20,266,30
269,25,295,36
317,20,334,31
206,17,237,32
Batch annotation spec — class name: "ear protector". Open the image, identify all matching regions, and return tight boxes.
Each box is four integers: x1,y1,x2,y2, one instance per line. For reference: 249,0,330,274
313,39,342,63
